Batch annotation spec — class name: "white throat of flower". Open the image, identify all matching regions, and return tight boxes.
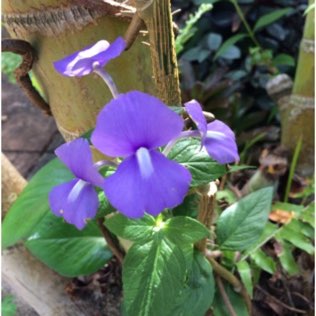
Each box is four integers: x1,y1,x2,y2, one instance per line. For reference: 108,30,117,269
136,147,154,179
206,130,226,140
67,179,88,203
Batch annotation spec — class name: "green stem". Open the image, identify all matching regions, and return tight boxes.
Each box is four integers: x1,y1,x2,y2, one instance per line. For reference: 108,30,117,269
230,0,261,47
284,136,303,202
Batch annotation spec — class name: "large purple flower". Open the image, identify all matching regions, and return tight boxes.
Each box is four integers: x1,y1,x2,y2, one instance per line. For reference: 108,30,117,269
91,91,192,218
54,37,126,77
49,138,104,229
185,100,239,164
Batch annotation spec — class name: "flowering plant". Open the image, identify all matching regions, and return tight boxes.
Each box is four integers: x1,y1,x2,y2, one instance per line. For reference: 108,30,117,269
3,37,274,316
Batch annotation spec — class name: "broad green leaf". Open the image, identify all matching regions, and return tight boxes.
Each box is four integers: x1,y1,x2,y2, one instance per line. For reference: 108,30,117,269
219,45,241,60
2,159,73,248
212,282,249,316
254,8,294,32
276,225,314,254
168,138,226,187
273,54,295,67
207,33,222,51
286,219,314,239
216,187,273,251
164,216,209,245
173,251,215,316
241,222,280,260
172,193,199,217
236,261,253,298
25,213,112,277
214,33,248,60
299,202,314,228
275,238,299,276
105,213,156,243
250,249,276,274
123,238,186,316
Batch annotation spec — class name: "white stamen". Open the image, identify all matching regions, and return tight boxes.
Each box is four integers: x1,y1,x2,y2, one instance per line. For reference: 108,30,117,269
136,147,154,178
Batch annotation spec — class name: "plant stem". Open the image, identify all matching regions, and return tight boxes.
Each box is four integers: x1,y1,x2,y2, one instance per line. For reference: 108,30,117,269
215,275,238,316
93,64,119,98
230,0,260,47
206,255,252,314
284,136,302,202
97,218,124,264
196,182,217,253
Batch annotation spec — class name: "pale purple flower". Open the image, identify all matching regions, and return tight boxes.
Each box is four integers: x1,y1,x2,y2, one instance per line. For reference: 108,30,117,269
49,138,104,229
91,91,192,218
185,100,239,164
53,37,126,77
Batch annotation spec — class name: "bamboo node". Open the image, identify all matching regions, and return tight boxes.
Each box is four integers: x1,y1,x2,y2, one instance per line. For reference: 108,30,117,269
301,39,314,53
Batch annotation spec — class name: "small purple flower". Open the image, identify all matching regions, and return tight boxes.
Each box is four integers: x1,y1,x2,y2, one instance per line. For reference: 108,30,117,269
49,138,104,229
54,37,126,77
91,91,192,218
185,100,239,164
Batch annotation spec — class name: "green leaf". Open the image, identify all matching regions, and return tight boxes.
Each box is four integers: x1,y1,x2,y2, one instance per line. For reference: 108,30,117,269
168,138,226,187
2,296,17,316
164,216,209,245
250,249,276,274
216,187,273,251
123,238,186,316
172,193,199,217
212,282,249,316
275,238,299,276
219,45,241,60
105,213,156,243
236,261,253,298
176,3,213,54
25,213,112,277
276,225,314,254
2,159,73,248
214,33,248,60
299,202,314,228
173,251,215,316
273,54,295,67
254,8,294,32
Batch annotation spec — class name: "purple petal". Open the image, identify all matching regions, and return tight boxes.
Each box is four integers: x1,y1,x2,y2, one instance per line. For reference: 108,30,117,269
103,150,191,217
55,138,104,187
185,100,207,141
54,37,126,77
49,179,99,229
203,120,239,164
92,91,184,157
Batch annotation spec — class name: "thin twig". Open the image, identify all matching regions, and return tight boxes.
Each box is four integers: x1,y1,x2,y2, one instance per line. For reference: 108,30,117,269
97,218,124,264
206,255,252,313
215,275,238,316
256,285,306,314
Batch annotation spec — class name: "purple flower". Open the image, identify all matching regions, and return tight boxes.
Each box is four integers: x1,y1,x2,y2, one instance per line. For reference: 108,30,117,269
185,100,239,164
49,138,104,229
91,91,192,218
53,37,126,77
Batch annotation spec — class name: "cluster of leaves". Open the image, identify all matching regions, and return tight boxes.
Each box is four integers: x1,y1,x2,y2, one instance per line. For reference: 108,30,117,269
3,135,279,315
173,0,307,136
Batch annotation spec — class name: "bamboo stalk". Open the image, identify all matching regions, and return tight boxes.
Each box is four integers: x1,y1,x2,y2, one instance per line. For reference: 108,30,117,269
136,0,182,105
279,0,314,176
